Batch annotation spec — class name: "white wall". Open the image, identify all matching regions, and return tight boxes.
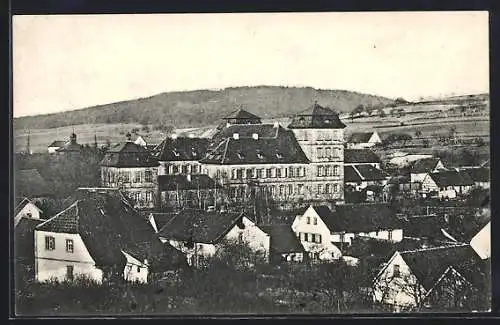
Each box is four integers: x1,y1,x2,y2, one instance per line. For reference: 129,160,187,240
292,206,342,260
225,216,270,258
122,251,148,283
35,230,103,283
15,202,41,225
48,147,60,154
470,222,490,260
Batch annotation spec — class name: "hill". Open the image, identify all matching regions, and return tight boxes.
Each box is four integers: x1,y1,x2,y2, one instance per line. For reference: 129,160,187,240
13,86,395,130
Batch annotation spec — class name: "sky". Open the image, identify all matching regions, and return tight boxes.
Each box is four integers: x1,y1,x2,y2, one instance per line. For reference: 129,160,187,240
13,12,489,118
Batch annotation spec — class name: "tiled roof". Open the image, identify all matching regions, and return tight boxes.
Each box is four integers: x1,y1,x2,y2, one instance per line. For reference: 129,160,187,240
158,174,216,191
321,203,401,233
149,213,177,232
344,166,363,183
201,125,309,165
259,225,305,254
100,142,159,167
410,158,442,173
36,190,178,270
400,215,451,241
153,137,210,162
15,169,53,199
355,165,389,181
344,149,381,164
429,170,474,187
288,103,346,129
399,244,481,290
222,109,262,122
310,205,334,220
460,167,490,183
48,140,66,147
348,132,375,143
158,209,244,244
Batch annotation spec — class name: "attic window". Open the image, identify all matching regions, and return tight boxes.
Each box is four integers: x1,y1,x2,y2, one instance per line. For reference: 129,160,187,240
172,150,180,157
99,208,105,215
237,152,245,160
325,119,330,124
276,152,283,159
256,151,264,159
191,148,197,157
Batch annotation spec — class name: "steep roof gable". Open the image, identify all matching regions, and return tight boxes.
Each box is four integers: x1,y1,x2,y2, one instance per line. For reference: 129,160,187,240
321,204,400,233
288,102,346,129
153,137,210,162
100,142,159,167
48,140,66,147
348,132,375,143
259,225,305,254
222,109,262,122
410,158,442,173
429,170,474,187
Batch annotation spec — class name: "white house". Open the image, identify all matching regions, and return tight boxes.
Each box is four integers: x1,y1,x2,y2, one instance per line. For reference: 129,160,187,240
372,244,481,311
34,188,183,284
47,140,66,154
347,132,382,149
14,198,43,227
344,165,389,192
134,135,148,148
459,167,490,189
292,204,403,262
470,221,490,260
421,170,474,199
157,209,270,267
410,157,446,184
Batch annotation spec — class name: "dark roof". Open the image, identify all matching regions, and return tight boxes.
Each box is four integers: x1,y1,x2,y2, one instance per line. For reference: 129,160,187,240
100,142,159,167
348,132,376,143
48,140,66,147
158,174,216,191
319,204,401,233
158,209,245,244
288,103,346,129
399,244,481,290
429,170,474,187
149,213,177,232
344,166,363,183
153,137,210,162
36,190,178,271
400,215,451,241
410,158,442,173
222,109,262,122
259,225,305,254
460,168,490,183
15,169,53,199
344,149,381,164
56,139,83,152
355,165,389,181
15,217,45,262
201,125,309,165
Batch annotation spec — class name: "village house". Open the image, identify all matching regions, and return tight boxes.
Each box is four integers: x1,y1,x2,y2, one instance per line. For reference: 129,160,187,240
134,135,148,148
346,131,382,149
420,170,474,199
458,167,490,189
259,224,306,264
372,244,484,311
291,204,403,262
222,108,262,125
47,140,66,154
409,157,446,184
153,135,210,176
388,153,434,169
55,131,84,158
100,134,160,209
344,148,382,169
157,173,219,210
34,188,184,284
344,165,390,192
157,209,270,267
200,103,346,206
14,197,43,226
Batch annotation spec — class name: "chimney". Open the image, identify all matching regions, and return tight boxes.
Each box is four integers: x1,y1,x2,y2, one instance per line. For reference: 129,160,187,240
273,122,280,128
233,133,239,140
252,133,259,140
171,133,178,140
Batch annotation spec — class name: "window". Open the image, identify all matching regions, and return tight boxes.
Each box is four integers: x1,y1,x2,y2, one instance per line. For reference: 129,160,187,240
279,185,285,196
288,167,294,178
333,184,339,192
266,168,272,178
66,265,74,281
258,169,265,179
318,184,324,194
333,165,340,176
311,234,316,242
325,184,331,194
137,266,141,273
325,165,332,177
317,166,324,177
145,170,153,182
133,171,141,183
316,234,322,243
252,168,258,178
121,171,130,183
238,232,244,243
276,168,282,178
317,148,324,159
172,165,179,174
325,147,331,158
288,184,293,195
313,217,318,225
388,230,393,241
257,151,264,160
246,169,253,179
393,264,400,277
298,184,304,194
236,169,243,179
307,217,311,224
304,233,309,242
271,168,277,178
231,169,237,180
45,236,55,251
145,192,153,202
66,239,74,253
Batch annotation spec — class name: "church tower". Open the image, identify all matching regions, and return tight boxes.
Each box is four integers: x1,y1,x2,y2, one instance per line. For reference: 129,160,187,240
288,102,346,203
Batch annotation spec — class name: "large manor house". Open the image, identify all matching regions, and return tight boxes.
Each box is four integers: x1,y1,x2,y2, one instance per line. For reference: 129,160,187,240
100,102,348,210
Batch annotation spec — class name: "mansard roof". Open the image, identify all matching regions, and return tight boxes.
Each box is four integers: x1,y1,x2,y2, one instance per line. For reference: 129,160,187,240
100,142,159,168
288,102,346,129
153,137,210,162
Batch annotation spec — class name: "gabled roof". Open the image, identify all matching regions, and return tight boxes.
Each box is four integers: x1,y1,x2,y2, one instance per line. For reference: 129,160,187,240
158,209,245,244
149,213,177,232
48,140,66,148
354,165,389,181
222,109,262,122
158,174,216,191
259,225,305,254
460,167,490,183
288,103,346,129
344,149,381,164
399,244,481,290
400,215,453,241
344,166,363,183
428,170,474,187
153,137,210,162
481,160,490,168
56,141,83,153
15,169,53,199
35,190,176,270
309,205,334,220
200,125,309,165
100,142,159,167
318,204,400,233
410,158,442,174
14,197,43,218
348,132,376,143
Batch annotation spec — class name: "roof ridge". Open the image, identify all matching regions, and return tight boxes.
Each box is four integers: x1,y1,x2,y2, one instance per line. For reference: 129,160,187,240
221,138,230,164
351,165,365,181
36,200,79,230
400,242,469,254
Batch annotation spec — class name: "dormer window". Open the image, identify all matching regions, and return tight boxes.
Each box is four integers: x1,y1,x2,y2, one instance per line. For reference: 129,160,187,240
256,151,264,160
325,119,330,124
237,152,245,160
172,150,180,157
276,152,283,159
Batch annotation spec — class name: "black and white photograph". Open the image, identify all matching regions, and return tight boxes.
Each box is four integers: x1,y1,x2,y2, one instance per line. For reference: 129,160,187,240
12,12,491,315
